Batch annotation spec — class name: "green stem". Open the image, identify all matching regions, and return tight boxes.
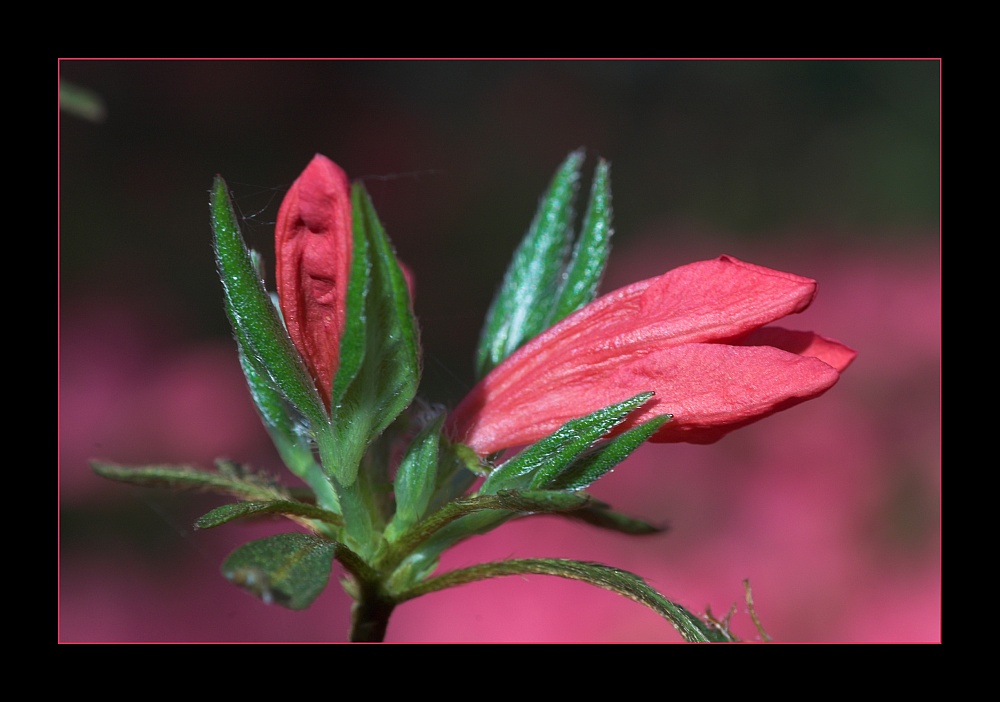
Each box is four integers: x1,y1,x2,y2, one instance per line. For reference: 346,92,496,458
336,544,395,642
349,582,396,642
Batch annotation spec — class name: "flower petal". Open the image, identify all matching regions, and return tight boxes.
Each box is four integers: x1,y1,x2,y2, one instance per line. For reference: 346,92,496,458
452,343,842,454
739,326,857,373
631,343,843,444
275,154,353,407
449,256,818,448
447,257,853,456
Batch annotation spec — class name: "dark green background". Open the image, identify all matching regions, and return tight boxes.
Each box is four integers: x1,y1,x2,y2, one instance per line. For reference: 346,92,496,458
60,59,938,401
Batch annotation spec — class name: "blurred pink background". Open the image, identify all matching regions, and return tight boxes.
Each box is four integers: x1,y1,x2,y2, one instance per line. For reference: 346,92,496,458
59,60,940,643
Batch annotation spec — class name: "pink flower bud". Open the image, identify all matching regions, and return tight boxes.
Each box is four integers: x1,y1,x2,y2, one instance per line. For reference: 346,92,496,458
275,154,353,408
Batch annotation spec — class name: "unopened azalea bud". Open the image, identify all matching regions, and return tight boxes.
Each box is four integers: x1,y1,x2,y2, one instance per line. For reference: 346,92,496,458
275,154,353,408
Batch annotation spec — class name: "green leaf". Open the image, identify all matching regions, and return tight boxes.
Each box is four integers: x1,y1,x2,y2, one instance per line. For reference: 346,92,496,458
392,508,507,581
426,437,481,515
384,415,443,542
221,533,336,610
195,500,343,529
480,392,654,494
321,183,420,487
548,157,613,324
233,255,305,448
235,327,339,514
329,199,371,408
490,489,592,512
475,149,584,377
396,557,729,642
540,414,671,491
91,461,289,502
382,490,591,593
418,489,593,530
561,501,663,535
210,177,329,435
380,434,480,576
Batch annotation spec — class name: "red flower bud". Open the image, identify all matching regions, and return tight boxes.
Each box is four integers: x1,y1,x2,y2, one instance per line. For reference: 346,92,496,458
448,255,856,456
275,154,353,408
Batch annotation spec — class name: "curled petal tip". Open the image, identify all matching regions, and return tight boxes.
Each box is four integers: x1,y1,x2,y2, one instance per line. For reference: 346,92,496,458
740,327,857,373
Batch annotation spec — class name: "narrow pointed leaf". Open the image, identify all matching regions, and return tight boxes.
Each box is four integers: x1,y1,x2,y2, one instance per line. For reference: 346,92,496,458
221,533,336,610
490,489,592,512
384,490,591,592
91,461,287,502
540,414,671,491
396,557,729,642
329,201,371,407
381,437,480,584
210,177,329,433
561,502,664,535
235,325,339,513
385,416,443,542
549,157,613,324
235,251,307,446
476,149,584,378
480,392,654,494
323,184,420,486
195,500,343,529
427,438,480,515
356,182,421,436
